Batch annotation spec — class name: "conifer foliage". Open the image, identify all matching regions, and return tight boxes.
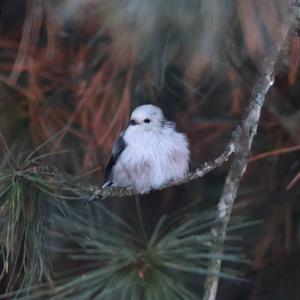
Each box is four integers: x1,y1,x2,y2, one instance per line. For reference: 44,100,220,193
0,1,298,299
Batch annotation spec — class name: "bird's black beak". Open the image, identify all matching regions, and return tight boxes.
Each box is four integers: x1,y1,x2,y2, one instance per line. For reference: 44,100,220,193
129,119,138,126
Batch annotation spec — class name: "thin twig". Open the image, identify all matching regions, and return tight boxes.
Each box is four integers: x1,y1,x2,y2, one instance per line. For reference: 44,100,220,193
86,136,236,202
18,136,236,202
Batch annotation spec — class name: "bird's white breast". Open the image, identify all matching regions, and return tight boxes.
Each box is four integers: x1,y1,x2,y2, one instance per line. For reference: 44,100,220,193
111,125,189,192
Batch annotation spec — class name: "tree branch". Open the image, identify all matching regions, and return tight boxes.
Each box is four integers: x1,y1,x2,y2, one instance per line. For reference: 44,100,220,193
86,136,237,202
14,138,235,203
202,24,294,300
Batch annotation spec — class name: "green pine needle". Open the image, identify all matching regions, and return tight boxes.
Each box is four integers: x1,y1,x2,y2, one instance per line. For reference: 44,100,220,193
13,201,247,300
0,135,84,296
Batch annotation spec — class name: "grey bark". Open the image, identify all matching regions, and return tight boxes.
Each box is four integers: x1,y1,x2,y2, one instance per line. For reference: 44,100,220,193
202,23,293,300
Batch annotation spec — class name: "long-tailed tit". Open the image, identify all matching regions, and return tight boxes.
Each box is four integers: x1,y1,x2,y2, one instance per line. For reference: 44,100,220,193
103,104,190,193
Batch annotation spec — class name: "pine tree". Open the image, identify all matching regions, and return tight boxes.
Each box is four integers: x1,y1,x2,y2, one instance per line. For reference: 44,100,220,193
0,1,298,299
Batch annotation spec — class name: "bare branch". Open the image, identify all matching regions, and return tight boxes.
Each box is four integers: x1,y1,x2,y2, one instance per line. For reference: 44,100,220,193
19,136,236,202
202,24,294,300
86,136,237,202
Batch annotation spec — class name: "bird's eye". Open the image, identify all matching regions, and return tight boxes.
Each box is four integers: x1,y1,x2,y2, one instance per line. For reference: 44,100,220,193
144,118,151,123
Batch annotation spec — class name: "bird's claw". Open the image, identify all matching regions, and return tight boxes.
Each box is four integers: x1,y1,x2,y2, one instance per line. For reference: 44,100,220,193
85,190,102,205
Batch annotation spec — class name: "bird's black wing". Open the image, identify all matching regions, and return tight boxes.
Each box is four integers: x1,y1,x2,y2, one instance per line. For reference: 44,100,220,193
104,134,127,182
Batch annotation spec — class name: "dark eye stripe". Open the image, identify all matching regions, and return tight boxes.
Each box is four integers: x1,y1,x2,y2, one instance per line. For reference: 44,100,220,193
144,119,151,123
129,120,137,126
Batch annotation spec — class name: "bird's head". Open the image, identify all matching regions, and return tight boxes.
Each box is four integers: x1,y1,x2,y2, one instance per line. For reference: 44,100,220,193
128,104,164,131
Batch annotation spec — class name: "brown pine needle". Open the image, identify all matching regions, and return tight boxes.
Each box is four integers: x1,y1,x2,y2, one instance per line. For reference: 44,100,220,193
287,171,300,190
250,144,300,162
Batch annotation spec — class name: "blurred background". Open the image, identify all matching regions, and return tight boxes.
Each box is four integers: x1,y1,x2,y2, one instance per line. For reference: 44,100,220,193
0,0,300,299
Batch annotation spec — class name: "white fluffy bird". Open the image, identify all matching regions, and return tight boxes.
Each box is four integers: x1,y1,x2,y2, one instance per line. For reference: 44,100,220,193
103,104,190,192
